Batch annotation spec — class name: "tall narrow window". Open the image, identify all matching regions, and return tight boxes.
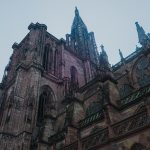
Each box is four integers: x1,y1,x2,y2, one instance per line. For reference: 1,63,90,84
43,45,50,71
70,66,78,89
54,49,58,76
43,44,53,72
37,86,55,126
37,92,46,126
49,49,53,72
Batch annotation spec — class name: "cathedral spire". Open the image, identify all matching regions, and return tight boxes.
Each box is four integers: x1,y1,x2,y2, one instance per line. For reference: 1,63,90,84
75,6,79,16
66,8,98,63
135,22,150,47
69,7,90,57
71,7,87,33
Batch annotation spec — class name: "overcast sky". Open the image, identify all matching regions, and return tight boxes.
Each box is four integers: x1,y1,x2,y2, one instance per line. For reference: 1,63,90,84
0,0,150,81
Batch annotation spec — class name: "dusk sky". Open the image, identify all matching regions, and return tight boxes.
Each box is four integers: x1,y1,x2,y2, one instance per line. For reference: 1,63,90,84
0,0,150,81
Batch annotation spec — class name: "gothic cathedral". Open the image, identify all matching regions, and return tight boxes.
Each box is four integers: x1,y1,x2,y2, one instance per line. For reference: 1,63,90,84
0,8,150,150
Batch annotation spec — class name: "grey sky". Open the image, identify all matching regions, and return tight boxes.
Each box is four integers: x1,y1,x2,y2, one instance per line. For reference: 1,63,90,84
0,0,150,81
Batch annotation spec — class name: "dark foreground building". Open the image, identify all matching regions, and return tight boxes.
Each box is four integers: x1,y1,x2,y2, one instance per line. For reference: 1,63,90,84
0,8,150,150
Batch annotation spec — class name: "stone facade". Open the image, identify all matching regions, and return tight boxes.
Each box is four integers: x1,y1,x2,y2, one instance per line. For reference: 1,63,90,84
0,8,150,150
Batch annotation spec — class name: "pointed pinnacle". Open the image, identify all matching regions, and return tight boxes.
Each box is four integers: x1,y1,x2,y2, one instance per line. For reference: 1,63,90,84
119,49,124,60
136,45,139,51
100,44,105,52
135,22,139,27
75,6,79,16
135,21,146,35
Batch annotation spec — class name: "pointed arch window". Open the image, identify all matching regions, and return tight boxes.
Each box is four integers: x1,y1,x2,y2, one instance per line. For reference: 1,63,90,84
37,93,45,125
42,44,53,72
37,86,55,126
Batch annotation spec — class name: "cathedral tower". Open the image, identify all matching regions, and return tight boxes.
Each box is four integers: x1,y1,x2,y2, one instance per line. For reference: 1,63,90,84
66,7,98,64
0,8,150,150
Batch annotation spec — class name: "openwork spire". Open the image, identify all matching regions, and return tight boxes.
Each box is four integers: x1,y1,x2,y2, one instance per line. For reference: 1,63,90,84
71,7,87,31
66,8,98,63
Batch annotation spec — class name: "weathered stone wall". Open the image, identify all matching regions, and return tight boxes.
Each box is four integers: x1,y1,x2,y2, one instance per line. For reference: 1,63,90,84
1,20,150,150
63,49,86,87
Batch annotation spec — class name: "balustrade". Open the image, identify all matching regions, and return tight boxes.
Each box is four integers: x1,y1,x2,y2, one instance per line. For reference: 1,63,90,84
120,84,150,106
81,128,109,150
56,111,149,150
79,111,104,128
112,111,148,137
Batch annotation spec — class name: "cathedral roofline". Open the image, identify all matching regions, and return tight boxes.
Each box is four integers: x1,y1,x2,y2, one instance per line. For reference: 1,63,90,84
112,46,143,71
28,22,47,30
